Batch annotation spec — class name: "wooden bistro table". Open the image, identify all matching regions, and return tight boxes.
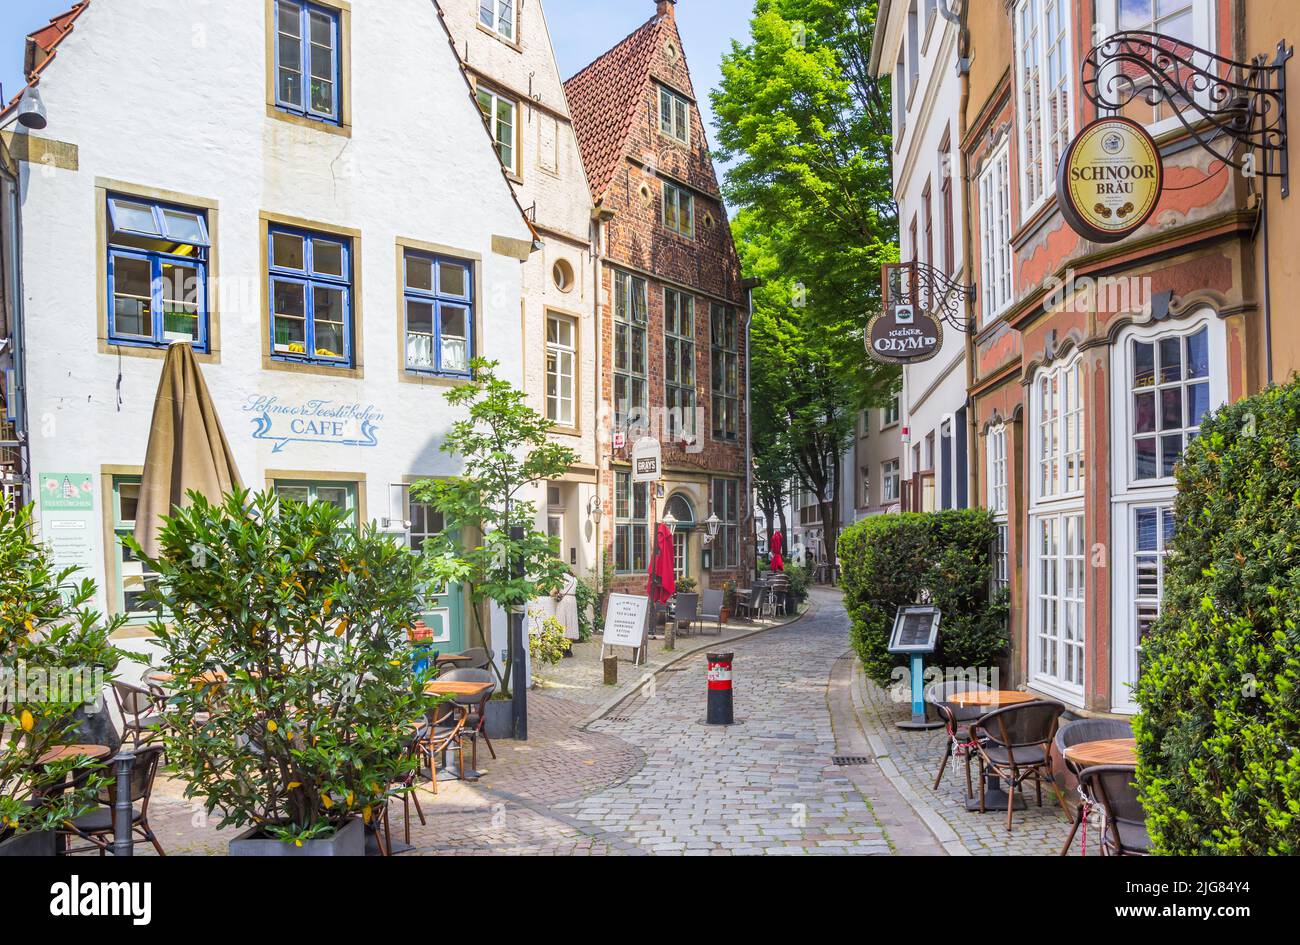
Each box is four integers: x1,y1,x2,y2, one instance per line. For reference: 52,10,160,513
944,690,1040,813
1064,738,1138,768
423,680,493,783
37,744,113,766
146,670,229,687
434,654,472,669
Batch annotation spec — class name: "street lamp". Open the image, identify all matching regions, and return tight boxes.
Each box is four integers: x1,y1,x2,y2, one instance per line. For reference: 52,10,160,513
662,509,678,534
704,512,721,543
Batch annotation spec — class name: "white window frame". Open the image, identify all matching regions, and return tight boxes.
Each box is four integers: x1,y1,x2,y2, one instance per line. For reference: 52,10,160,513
1013,0,1073,218
987,424,1009,593
881,459,901,504
978,139,1013,322
658,86,690,144
475,85,518,175
882,392,901,429
546,312,576,428
1093,0,1214,137
1109,310,1226,712
1028,352,1085,702
479,0,516,42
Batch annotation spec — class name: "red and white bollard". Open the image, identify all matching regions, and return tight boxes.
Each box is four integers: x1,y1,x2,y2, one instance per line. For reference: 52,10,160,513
706,652,734,725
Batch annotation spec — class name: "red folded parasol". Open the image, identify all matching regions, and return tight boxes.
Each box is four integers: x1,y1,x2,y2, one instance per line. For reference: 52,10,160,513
770,529,785,572
648,523,676,604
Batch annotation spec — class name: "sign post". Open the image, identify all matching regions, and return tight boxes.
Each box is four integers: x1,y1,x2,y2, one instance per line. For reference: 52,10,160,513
601,593,651,666
886,605,943,730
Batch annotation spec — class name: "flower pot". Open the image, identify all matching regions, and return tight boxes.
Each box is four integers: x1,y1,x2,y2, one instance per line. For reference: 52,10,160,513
228,815,365,857
720,608,730,624
483,698,515,740
0,829,58,857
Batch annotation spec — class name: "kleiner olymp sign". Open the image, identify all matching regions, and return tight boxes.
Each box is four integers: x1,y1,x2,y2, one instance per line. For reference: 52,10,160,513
866,302,943,364
1058,115,1164,243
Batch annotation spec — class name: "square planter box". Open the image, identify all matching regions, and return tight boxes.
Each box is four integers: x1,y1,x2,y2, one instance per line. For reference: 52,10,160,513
483,698,514,740
229,815,365,857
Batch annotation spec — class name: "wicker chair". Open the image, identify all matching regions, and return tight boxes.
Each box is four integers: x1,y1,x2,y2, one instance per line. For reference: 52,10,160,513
698,590,724,634
1078,765,1149,855
457,648,492,671
415,702,468,796
674,592,698,636
1055,717,1133,855
62,746,166,855
970,700,1066,830
924,679,992,798
111,681,165,749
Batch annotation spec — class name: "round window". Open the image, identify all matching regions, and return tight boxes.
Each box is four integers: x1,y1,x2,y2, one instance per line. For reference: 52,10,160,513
553,258,574,292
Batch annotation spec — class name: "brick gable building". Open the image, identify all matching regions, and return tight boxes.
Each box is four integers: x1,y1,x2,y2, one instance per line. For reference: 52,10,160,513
565,0,751,594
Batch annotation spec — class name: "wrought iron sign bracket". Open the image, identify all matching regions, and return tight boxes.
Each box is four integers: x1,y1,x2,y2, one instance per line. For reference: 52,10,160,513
1081,30,1293,196
886,260,977,333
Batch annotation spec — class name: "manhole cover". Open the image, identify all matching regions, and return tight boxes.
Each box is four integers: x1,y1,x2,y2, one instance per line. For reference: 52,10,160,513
831,755,873,766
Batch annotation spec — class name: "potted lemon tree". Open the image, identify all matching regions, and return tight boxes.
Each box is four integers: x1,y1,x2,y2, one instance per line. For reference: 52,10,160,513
138,490,451,855
1,504,133,857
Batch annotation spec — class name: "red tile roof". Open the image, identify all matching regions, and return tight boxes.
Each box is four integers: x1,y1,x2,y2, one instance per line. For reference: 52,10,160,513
0,2,90,123
563,12,667,203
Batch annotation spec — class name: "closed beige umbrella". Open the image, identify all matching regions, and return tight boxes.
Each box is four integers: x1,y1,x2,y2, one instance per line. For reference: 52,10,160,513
134,341,243,557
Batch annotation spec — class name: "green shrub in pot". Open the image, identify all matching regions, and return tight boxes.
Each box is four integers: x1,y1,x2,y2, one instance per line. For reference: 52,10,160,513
1,503,134,849
136,489,452,849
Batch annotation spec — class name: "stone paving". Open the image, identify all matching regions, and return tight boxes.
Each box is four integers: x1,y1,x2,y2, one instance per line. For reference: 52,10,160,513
111,587,1091,855
853,654,1094,856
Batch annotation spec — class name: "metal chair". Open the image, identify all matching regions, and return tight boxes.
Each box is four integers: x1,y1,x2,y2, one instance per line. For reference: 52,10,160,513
61,746,166,855
766,574,790,617
1055,717,1133,855
733,587,756,622
924,679,992,798
674,592,698,636
698,589,724,635
1078,764,1150,855
970,700,1066,831
457,647,492,671
111,681,164,748
414,701,468,796
437,668,497,769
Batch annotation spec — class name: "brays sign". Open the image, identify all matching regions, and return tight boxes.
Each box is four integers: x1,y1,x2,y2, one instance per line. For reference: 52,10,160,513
866,303,942,364
1058,116,1164,243
631,437,662,483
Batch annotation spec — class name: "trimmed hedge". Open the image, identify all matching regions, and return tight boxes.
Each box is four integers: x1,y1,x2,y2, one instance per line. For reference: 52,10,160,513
1134,379,1300,855
839,509,1008,687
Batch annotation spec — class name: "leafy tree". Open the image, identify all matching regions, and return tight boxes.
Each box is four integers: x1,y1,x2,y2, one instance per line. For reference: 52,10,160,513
411,360,576,697
713,0,897,403
1,503,135,842
140,490,446,846
715,1,899,559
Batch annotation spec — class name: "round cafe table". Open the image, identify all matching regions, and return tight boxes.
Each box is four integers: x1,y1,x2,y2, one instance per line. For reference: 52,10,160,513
1064,738,1138,768
944,690,1040,812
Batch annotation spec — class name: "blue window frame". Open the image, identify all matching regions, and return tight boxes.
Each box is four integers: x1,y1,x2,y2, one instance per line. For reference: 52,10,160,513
106,195,210,351
274,0,341,124
268,226,353,366
403,250,473,376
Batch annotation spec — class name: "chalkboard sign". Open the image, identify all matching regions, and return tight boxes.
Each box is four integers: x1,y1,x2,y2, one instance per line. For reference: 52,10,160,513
887,605,941,654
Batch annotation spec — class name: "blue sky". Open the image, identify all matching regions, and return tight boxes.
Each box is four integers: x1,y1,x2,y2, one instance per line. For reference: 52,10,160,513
1,0,754,150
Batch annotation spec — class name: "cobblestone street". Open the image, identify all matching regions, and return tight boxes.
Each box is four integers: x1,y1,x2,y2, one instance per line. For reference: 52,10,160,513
137,587,1084,855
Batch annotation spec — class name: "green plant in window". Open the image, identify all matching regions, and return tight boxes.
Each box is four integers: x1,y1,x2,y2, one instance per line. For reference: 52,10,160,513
1,503,136,842
133,489,446,846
